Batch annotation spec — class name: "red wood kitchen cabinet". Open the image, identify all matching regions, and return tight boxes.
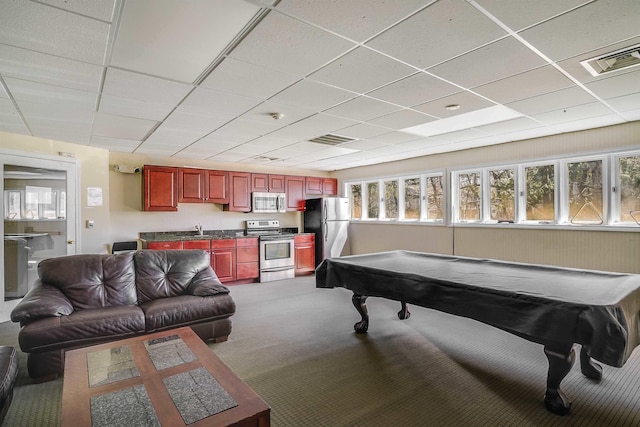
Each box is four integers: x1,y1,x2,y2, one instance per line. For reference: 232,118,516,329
143,165,179,211
146,240,183,250
225,172,251,212
285,175,305,211
210,239,236,282
235,237,259,281
183,240,210,251
205,170,229,203
294,234,315,275
178,168,228,203
251,173,285,193
305,177,338,196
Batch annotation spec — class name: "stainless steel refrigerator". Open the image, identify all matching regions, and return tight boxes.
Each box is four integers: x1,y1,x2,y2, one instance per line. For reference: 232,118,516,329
304,197,350,268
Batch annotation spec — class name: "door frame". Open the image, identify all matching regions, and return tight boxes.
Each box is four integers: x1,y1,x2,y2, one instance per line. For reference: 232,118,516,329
0,148,79,320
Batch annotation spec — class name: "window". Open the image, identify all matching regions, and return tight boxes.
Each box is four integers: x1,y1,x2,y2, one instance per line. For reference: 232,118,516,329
457,171,481,221
525,164,555,222
618,155,640,223
403,177,420,220
426,175,443,221
489,168,515,222
366,181,379,219
383,179,398,220
349,183,362,219
567,159,603,224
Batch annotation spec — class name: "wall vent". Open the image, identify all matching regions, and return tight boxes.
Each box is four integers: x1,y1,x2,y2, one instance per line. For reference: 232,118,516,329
580,44,640,76
308,134,355,146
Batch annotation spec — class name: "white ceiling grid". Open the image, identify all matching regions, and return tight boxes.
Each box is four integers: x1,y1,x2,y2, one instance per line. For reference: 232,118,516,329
0,0,638,171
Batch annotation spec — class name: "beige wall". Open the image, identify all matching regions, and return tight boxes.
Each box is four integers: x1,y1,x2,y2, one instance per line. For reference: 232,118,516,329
334,122,640,274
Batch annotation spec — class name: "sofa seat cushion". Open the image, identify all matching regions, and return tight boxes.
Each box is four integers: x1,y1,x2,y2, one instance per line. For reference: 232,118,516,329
141,294,236,332
0,346,18,423
18,305,145,353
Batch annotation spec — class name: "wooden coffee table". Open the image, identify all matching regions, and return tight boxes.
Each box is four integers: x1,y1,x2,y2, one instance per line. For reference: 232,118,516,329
62,327,270,426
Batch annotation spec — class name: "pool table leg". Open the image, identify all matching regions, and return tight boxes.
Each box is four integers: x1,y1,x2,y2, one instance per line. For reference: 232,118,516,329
398,301,411,320
579,345,603,381
352,294,369,333
543,344,575,415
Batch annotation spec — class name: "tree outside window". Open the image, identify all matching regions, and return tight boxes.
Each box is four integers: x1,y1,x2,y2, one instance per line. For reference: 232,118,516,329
426,176,443,220
619,155,640,223
567,160,603,224
526,165,555,221
367,182,379,219
404,178,420,219
384,180,398,219
458,172,480,221
349,184,362,219
490,168,515,222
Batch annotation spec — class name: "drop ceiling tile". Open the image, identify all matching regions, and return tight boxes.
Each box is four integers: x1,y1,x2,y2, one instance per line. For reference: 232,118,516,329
0,98,14,112
606,93,640,113
144,127,207,148
92,112,157,140
475,0,588,32
308,47,415,94
270,79,356,111
38,0,116,21
248,136,295,149
367,109,434,129
0,0,110,64
29,120,93,144
473,117,544,135
427,37,547,88
585,70,640,100
338,139,389,151
4,78,98,109
276,0,427,42
333,122,391,139
98,95,175,121
323,96,400,122
229,11,355,77
412,91,495,118
620,108,640,121
229,143,275,156
179,87,262,117
519,0,640,61
242,100,317,126
199,57,300,99
90,136,140,152
210,152,252,162
551,115,624,133
473,66,574,104
367,72,462,107
214,117,282,139
159,110,222,135
507,87,597,116
103,68,193,105
0,44,103,92
368,131,421,145
111,0,260,82
533,102,615,125
428,128,488,143
18,100,94,123
135,146,181,156
0,118,28,135
268,113,359,141
367,0,506,69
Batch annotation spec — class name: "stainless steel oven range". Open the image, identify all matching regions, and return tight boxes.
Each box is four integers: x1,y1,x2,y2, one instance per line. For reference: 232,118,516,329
245,219,295,283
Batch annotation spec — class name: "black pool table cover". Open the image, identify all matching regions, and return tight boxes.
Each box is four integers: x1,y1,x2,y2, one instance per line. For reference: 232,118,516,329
316,250,640,368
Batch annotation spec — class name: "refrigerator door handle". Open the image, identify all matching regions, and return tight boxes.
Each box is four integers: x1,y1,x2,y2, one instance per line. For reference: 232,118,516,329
324,222,328,241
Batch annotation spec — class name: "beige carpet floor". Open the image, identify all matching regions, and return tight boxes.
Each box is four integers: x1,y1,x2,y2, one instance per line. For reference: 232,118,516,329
2,275,640,426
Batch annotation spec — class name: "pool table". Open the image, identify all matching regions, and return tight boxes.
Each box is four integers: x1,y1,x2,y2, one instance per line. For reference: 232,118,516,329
316,250,640,415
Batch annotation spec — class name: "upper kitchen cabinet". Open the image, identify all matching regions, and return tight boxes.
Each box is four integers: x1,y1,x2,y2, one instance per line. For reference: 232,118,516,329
285,175,305,211
143,165,178,211
305,177,338,196
225,172,251,212
178,168,228,203
251,174,285,193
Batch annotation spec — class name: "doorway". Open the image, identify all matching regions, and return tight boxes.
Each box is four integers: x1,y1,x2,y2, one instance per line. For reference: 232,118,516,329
1,152,78,320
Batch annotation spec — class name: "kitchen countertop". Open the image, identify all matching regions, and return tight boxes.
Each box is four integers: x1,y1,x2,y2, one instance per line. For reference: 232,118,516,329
139,228,300,242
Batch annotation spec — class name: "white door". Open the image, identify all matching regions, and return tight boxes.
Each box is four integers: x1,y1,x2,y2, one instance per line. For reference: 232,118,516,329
0,151,78,321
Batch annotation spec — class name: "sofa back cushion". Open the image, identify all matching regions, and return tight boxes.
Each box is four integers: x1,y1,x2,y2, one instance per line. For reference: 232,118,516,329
134,250,225,303
37,252,137,310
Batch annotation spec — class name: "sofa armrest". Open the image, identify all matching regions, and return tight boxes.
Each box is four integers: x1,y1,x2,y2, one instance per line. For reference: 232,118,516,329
188,268,230,296
10,281,74,325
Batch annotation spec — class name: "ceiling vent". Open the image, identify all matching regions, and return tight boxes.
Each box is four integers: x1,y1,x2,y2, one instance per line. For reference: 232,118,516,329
580,44,640,77
254,155,280,162
308,134,355,146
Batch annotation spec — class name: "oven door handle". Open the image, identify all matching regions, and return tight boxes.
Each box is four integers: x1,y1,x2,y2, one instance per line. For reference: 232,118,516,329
262,266,294,272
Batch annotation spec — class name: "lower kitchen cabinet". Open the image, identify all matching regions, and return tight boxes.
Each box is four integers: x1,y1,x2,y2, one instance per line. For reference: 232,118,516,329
294,234,315,275
146,240,183,250
235,237,259,281
211,239,236,283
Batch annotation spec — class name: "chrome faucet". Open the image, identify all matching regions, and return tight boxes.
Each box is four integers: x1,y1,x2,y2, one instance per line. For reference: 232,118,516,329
195,224,204,236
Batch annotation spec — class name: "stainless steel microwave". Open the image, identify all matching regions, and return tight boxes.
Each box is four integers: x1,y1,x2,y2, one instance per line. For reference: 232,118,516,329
251,192,286,213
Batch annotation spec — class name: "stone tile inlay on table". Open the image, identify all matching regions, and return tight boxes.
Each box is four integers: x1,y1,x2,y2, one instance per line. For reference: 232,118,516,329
86,345,139,387
90,384,160,427
144,334,197,370
163,366,238,425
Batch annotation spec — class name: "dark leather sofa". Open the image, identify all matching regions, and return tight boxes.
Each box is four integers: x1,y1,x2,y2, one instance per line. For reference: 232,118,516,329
10,250,235,381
